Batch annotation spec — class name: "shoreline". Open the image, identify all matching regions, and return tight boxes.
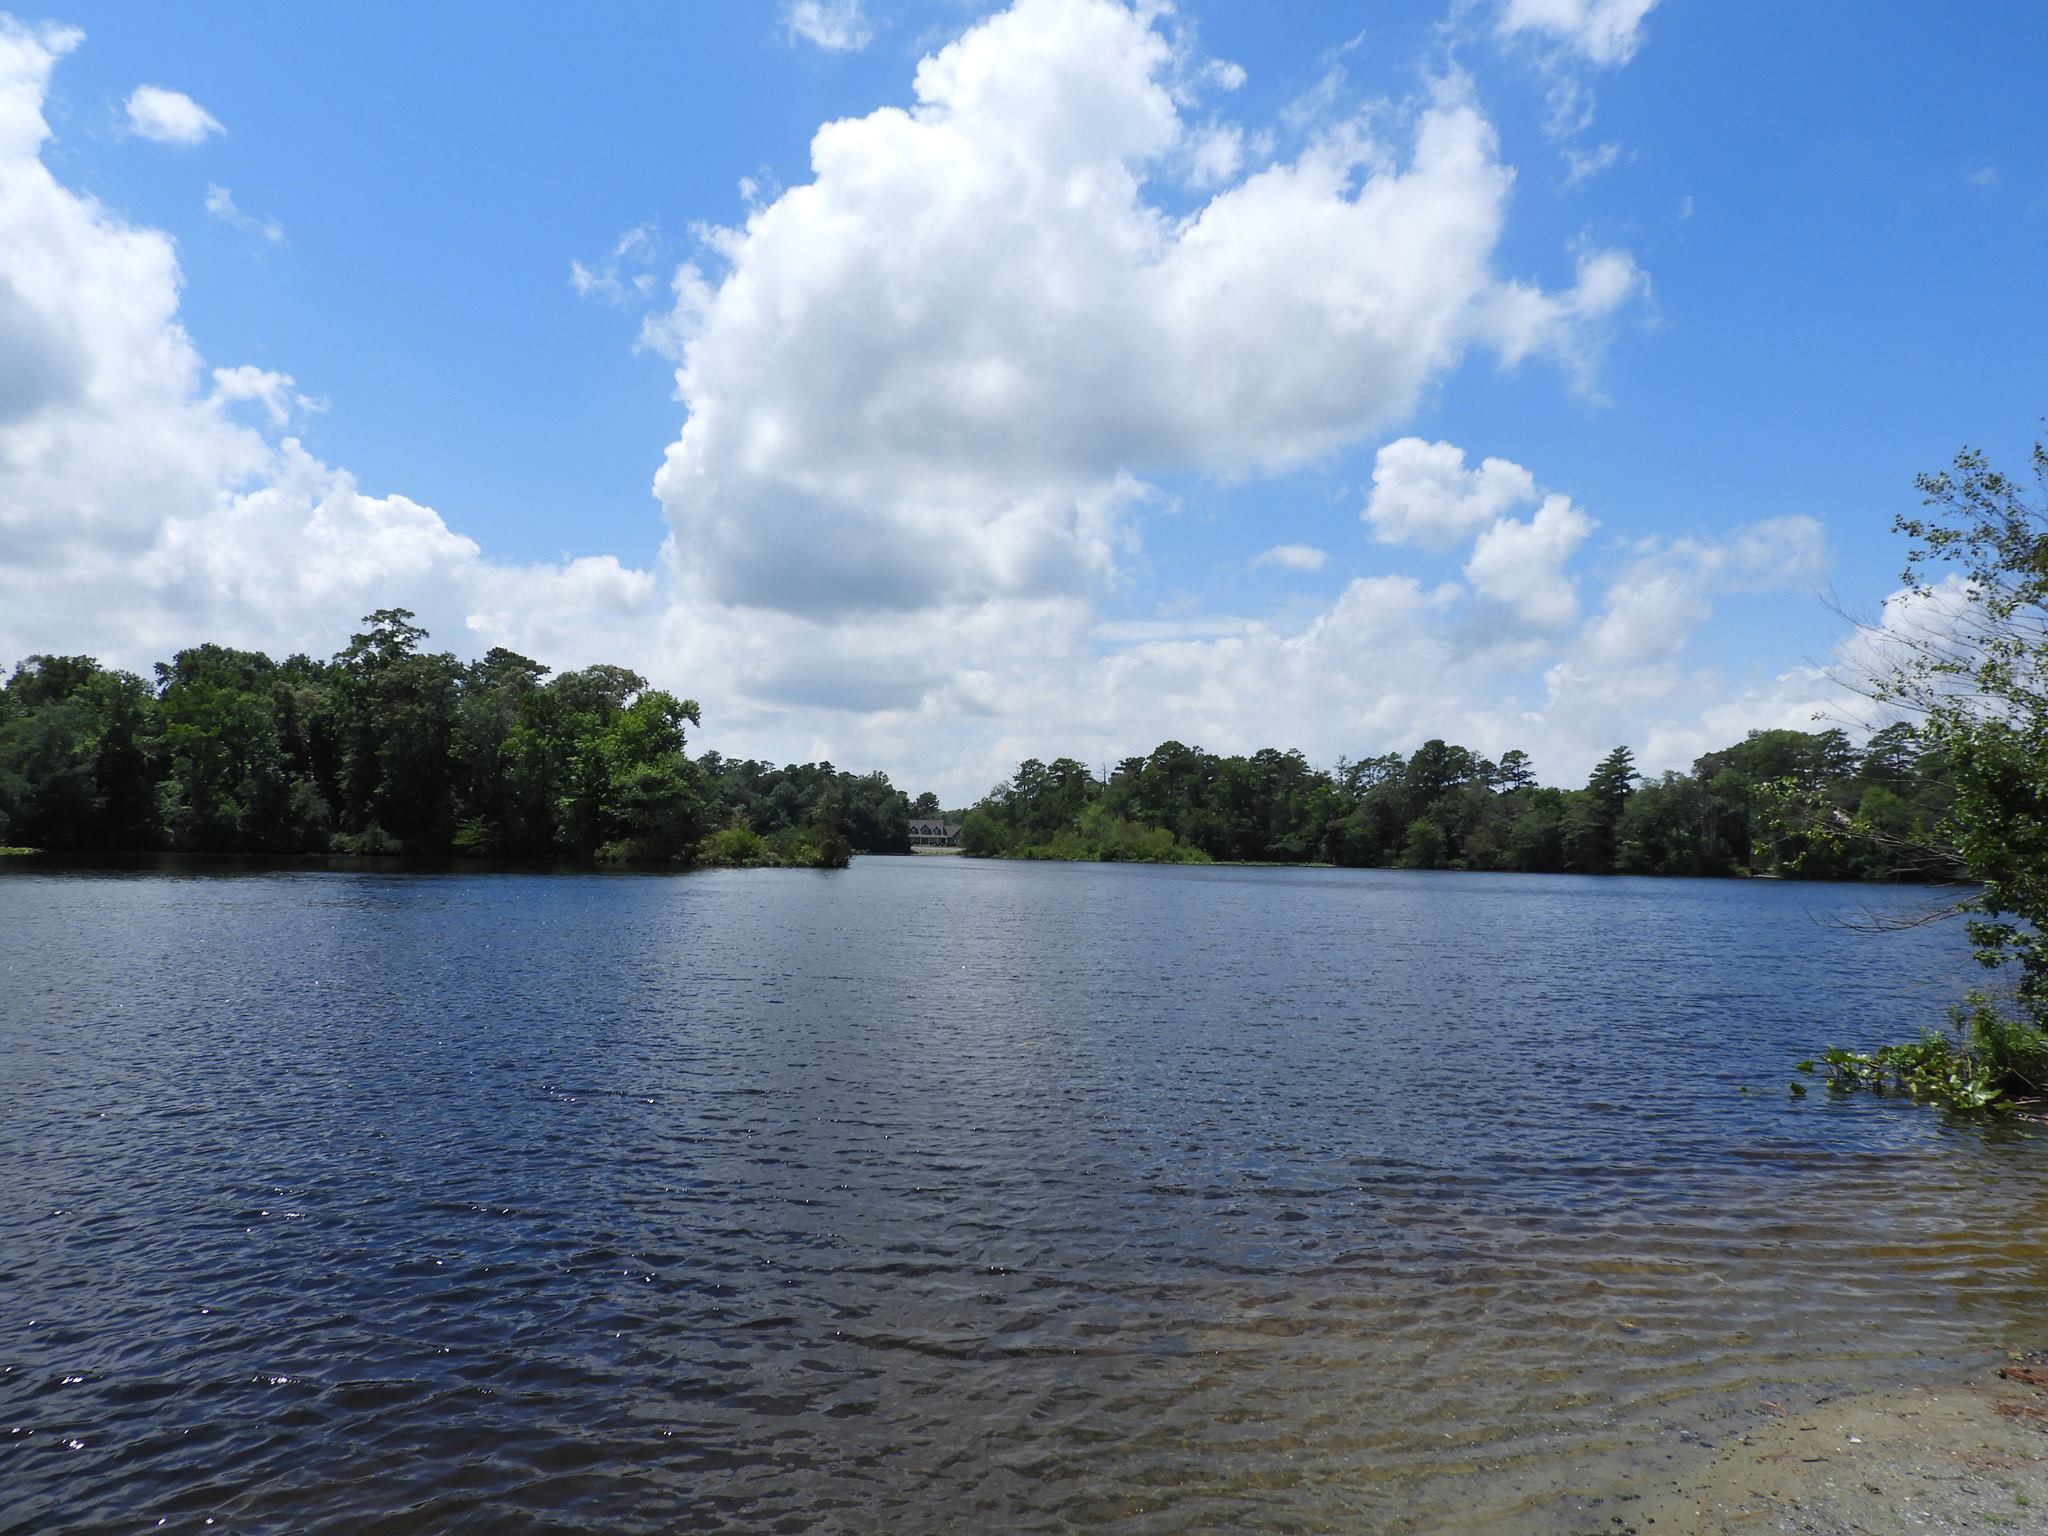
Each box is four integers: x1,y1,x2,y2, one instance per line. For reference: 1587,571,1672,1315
967,850,1967,887
0,847,850,875
1606,1357,2048,1534
3,844,1975,890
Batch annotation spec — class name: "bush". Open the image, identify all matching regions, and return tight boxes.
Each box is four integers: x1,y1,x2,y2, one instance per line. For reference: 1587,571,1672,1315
1798,999,2048,1111
701,823,765,866
689,820,849,869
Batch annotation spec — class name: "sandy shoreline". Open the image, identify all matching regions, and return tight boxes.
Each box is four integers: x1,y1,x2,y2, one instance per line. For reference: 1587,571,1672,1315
1597,1357,2048,1534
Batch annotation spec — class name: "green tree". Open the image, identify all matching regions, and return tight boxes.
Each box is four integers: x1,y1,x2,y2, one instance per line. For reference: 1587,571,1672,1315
593,690,706,859
155,644,328,851
329,609,460,849
0,657,159,850
1493,749,1537,791
1397,816,1449,869
1564,747,1637,872
1504,788,1568,872
1819,434,2048,1103
1616,772,1723,875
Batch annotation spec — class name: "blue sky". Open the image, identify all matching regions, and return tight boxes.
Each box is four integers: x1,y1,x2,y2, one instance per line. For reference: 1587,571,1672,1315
2,1,2044,795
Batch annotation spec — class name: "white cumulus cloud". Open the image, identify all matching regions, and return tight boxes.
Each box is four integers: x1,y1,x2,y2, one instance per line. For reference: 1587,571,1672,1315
648,0,1643,624
1363,436,1540,551
122,82,222,145
1465,492,1596,627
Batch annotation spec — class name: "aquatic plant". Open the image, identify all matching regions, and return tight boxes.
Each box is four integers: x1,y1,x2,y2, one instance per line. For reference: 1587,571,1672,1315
1800,1039,1997,1110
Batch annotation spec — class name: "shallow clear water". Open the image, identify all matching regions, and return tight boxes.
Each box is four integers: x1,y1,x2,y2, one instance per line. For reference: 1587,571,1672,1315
1,859,2042,1534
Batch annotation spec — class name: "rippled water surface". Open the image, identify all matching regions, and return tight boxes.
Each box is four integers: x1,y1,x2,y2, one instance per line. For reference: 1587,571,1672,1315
3,859,2044,1534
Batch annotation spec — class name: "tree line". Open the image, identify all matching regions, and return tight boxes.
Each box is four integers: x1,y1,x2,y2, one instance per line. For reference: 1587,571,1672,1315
2,605,1957,882
0,610,922,868
955,725,1958,880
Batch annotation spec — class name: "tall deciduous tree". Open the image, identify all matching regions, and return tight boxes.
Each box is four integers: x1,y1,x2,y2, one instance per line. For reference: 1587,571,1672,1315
1861,436,2048,1075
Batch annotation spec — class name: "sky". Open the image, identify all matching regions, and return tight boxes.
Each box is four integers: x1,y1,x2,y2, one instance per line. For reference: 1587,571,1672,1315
1,0,2042,801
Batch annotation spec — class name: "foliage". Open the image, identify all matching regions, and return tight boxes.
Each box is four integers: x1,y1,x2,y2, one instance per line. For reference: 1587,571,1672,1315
1799,1038,2004,1111
1795,1001,2048,1111
953,729,1958,878
1806,434,2048,1109
0,614,905,869
691,820,850,870
1012,802,1211,863
1890,442,2048,1011
697,755,911,854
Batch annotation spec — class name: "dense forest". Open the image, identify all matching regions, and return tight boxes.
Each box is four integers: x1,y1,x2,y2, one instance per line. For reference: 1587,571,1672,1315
0,610,920,868
0,611,1959,884
954,727,1959,880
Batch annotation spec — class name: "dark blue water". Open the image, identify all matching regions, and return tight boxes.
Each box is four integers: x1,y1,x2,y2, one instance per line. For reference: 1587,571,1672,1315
1,860,2041,1533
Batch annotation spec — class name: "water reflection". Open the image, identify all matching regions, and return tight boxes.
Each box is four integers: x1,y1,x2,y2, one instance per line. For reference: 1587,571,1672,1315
0,859,2040,1533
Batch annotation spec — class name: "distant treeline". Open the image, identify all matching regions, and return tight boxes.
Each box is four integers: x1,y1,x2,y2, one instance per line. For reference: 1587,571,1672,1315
0,610,928,868
2,609,1958,882
956,729,1959,880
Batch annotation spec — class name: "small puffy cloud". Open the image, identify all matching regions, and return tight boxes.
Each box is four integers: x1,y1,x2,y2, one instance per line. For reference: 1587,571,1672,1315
1363,437,1595,627
1497,0,1658,68
1562,140,1621,186
123,83,222,145
204,184,282,242
1465,492,1596,626
1202,57,1248,93
1364,437,1539,552
1577,565,1707,668
784,0,871,54
1482,246,1648,386
1966,165,2000,189
1252,543,1329,573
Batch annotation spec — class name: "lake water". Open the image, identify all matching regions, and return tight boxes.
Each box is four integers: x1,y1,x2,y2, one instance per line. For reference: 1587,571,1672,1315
2,859,2043,1534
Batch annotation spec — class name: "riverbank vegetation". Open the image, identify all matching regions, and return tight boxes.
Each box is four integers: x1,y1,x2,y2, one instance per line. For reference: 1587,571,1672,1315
1794,437,2048,1110
955,727,1957,878
0,611,916,869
